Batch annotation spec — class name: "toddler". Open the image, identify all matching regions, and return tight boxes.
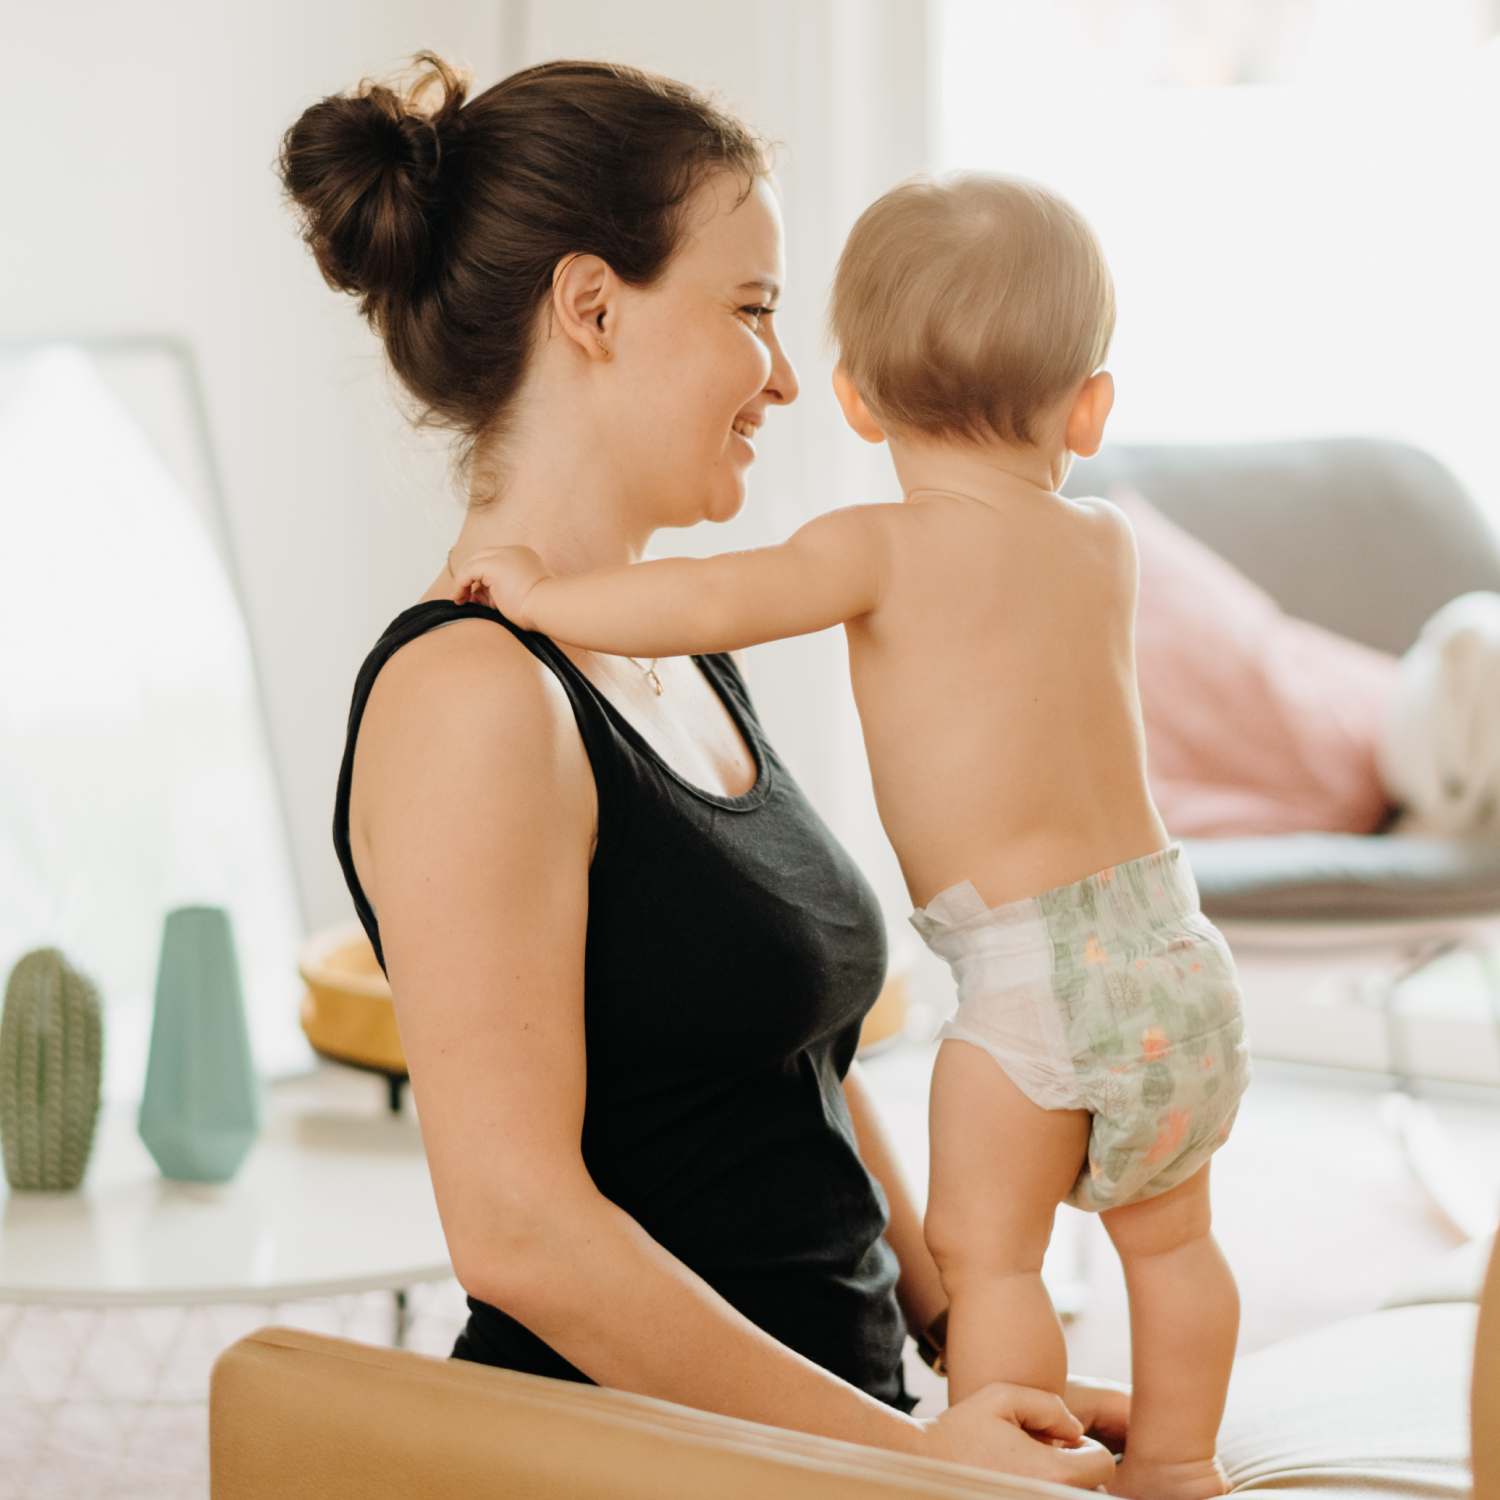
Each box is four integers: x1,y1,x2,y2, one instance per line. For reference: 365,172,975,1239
452,173,1249,1500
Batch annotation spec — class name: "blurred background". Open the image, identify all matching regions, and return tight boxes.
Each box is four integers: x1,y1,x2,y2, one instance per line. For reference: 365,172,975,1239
4,0,1499,1085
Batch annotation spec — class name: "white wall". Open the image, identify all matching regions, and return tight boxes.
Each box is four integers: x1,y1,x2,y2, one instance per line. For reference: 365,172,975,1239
0,1,935,961
0,2,506,931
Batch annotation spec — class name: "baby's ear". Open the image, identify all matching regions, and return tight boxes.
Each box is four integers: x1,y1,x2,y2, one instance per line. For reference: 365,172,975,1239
832,368,887,445
1064,371,1114,459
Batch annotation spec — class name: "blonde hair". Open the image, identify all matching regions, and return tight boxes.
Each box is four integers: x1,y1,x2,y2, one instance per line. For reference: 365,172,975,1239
828,173,1115,445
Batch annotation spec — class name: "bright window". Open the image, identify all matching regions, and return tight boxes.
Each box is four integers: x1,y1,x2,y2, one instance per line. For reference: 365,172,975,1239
938,0,1500,516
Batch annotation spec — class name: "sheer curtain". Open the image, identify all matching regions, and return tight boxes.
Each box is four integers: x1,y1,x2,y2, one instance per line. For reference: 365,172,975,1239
939,0,1500,518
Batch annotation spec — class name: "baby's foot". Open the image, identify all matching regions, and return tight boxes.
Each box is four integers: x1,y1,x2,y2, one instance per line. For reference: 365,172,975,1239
1108,1455,1228,1500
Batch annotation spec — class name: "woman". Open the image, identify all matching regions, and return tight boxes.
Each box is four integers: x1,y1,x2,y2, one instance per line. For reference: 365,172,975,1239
281,54,1122,1480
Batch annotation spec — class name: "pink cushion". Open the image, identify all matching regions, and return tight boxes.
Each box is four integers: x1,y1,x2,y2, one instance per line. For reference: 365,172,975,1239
1120,488,1397,838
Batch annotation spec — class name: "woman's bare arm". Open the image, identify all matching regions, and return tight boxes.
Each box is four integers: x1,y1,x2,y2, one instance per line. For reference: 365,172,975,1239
451,507,892,657
348,621,1112,1483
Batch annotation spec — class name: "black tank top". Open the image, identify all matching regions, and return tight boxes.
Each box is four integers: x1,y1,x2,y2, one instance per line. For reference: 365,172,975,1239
333,601,910,1409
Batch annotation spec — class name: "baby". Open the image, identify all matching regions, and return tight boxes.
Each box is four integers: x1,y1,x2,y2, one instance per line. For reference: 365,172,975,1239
453,173,1249,1500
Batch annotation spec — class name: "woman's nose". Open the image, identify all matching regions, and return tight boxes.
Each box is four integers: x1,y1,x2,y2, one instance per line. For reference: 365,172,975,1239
764,328,800,408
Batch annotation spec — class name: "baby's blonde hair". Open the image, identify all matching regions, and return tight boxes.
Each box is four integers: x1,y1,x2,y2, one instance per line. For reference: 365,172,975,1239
828,173,1115,446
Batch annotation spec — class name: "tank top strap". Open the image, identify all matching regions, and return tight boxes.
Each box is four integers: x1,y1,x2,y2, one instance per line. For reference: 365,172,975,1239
332,599,624,970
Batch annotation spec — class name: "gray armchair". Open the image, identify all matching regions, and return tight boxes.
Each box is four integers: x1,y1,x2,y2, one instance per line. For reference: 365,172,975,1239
1064,439,1500,923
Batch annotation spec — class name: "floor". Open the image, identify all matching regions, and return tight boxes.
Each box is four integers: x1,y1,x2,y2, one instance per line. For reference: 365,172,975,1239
861,1039,1500,1411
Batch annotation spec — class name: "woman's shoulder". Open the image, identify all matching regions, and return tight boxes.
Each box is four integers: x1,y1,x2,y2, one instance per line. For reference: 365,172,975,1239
339,601,598,935
358,604,590,787
374,602,546,692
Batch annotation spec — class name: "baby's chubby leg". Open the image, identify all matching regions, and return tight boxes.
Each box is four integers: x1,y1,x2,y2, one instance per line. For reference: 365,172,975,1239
1102,1165,1237,1500
925,1038,1091,1404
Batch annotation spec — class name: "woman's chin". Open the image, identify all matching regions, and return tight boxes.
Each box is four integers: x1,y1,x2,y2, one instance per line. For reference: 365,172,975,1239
693,472,749,526
706,490,748,525
652,466,749,530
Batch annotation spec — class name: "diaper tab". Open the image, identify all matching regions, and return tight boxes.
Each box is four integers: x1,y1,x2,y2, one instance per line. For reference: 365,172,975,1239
909,879,997,941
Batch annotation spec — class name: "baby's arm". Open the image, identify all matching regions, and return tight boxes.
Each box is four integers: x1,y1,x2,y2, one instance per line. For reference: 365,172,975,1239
452,507,888,657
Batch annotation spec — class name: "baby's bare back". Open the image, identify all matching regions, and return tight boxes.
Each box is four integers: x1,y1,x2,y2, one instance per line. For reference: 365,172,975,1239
850,490,1168,910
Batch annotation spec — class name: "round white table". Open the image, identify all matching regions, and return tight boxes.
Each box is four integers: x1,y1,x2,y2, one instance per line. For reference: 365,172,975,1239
0,1073,450,1308
0,1068,458,1499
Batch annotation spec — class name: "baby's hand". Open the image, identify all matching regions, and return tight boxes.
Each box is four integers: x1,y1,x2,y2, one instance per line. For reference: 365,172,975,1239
451,546,553,626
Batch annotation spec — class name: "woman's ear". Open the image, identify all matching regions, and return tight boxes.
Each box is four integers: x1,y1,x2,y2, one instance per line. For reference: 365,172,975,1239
832,368,886,445
1064,370,1114,458
551,253,617,363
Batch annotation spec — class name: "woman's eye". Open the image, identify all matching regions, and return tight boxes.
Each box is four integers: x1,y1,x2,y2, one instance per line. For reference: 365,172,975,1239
740,305,774,330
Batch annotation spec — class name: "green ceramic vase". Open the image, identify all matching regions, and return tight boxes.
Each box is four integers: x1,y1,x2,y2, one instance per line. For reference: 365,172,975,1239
138,906,260,1183
0,948,103,1192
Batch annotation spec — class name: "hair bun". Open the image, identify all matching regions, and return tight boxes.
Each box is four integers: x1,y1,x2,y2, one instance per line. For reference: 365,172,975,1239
280,52,469,304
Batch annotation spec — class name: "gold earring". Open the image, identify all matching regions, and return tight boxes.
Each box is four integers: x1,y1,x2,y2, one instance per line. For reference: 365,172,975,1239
596,338,612,360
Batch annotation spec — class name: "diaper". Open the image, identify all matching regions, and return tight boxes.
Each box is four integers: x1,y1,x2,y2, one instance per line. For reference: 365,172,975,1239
910,845,1249,1213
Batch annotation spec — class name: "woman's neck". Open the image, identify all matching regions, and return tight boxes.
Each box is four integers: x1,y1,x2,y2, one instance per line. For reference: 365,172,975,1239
449,420,650,579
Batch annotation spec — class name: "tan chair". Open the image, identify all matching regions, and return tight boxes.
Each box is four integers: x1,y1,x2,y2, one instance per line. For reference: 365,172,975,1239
1474,1233,1500,1500
210,1241,1494,1500
210,1328,1035,1499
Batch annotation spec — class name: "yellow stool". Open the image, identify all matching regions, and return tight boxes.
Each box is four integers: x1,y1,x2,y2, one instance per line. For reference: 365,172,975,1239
298,924,407,1111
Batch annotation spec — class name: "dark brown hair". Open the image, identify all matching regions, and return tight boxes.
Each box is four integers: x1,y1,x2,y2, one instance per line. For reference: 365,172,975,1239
279,54,767,460
829,174,1115,446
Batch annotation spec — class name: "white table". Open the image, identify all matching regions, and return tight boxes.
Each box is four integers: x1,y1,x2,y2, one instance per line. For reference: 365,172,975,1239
0,1068,458,1500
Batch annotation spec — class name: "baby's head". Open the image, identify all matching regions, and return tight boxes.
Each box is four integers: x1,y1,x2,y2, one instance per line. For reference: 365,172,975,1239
829,173,1115,450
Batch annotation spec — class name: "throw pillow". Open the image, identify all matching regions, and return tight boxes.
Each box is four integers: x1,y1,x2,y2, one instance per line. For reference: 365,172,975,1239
1118,487,1397,838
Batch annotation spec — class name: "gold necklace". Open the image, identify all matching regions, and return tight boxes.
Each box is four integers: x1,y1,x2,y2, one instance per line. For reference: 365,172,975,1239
625,656,664,696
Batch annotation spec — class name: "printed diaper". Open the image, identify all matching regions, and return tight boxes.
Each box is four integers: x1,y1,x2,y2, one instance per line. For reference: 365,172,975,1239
910,845,1249,1212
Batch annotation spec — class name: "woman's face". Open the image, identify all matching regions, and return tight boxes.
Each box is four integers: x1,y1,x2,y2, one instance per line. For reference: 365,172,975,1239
606,172,799,532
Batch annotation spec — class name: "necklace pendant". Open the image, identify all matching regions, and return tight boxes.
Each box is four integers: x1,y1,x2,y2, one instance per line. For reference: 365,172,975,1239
624,654,666,696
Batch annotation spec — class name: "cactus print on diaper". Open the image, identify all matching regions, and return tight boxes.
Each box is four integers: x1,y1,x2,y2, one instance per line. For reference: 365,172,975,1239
911,845,1248,1212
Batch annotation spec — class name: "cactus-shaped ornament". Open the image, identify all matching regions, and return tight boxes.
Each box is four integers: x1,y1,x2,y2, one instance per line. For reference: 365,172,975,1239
0,948,104,1192
138,906,260,1183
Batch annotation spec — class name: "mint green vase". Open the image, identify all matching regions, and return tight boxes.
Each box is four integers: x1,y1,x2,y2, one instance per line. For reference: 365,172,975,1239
138,906,260,1183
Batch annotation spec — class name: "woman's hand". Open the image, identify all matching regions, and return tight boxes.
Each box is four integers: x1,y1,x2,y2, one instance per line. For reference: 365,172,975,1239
451,545,553,626
1065,1375,1131,1454
917,1382,1117,1487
